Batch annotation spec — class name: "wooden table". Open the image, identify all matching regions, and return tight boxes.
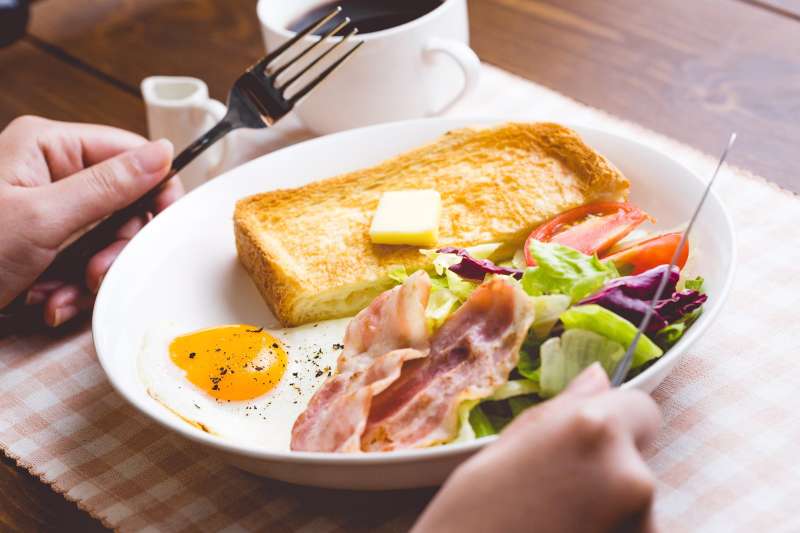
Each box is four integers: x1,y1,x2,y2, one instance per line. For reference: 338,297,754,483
1,0,798,529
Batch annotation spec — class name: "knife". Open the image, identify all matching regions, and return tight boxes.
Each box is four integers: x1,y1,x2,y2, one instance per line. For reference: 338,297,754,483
610,132,737,387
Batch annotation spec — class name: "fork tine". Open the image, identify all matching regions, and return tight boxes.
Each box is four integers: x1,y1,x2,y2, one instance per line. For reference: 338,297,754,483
288,38,364,104
270,16,351,78
280,27,360,93
251,6,342,73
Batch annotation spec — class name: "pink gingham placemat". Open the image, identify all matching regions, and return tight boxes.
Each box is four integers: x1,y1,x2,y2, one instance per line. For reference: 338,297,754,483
2,64,799,532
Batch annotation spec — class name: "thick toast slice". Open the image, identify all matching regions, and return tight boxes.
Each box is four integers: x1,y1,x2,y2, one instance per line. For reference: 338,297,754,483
234,122,629,326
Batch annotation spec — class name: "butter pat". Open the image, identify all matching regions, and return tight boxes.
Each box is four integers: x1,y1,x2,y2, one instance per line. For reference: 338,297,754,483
369,190,442,247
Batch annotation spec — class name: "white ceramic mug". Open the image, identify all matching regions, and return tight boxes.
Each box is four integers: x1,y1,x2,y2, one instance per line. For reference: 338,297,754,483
257,0,480,134
141,76,232,191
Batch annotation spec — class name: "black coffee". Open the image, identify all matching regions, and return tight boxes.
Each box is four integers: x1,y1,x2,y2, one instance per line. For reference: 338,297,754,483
288,0,443,35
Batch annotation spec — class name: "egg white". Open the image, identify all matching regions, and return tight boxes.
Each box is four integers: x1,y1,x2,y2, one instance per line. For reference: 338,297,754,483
138,318,350,450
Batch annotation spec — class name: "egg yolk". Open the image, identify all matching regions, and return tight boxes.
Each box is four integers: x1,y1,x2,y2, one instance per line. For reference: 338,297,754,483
169,325,287,401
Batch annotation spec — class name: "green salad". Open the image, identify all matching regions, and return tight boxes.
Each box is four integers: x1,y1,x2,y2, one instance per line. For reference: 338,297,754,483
389,230,707,439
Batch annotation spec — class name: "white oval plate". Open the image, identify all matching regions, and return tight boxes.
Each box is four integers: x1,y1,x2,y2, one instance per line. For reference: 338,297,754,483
93,118,735,490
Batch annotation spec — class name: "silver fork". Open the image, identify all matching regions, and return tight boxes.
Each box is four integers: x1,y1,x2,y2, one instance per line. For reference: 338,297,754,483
170,7,360,175
41,7,360,283
0,7,361,326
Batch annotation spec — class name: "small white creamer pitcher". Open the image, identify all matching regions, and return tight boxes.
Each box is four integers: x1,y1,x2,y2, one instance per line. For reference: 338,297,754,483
141,76,233,191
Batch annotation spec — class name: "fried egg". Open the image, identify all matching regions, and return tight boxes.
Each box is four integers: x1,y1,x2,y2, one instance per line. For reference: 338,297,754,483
138,319,350,450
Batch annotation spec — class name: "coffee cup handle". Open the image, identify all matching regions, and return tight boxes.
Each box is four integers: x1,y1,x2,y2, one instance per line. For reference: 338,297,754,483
423,37,481,116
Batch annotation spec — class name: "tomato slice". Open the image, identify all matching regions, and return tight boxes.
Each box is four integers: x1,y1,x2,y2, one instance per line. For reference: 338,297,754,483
603,232,688,275
524,202,651,266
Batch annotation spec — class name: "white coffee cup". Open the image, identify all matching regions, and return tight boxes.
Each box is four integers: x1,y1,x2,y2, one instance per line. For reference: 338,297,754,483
140,76,232,191
257,0,480,134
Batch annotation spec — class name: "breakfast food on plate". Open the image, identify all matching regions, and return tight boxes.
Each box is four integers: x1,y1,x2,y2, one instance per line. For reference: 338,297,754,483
138,319,349,449
145,122,708,454
292,272,535,452
369,189,443,247
234,122,630,327
290,203,707,451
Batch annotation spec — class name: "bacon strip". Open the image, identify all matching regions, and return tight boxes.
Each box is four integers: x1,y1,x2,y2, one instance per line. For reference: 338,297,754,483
290,271,431,452
361,279,535,451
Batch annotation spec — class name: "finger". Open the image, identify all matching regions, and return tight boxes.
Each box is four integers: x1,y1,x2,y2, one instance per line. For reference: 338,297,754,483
0,116,148,183
580,389,662,450
640,507,659,533
25,279,65,305
152,176,184,213
85,239,128,293
40,122,148,181
43,284,94,327
618,506,658,533
58,122,147,166
503,364,609,437
116,215,147,240
35,139,173,247
607,443,657,530
563,362,610,397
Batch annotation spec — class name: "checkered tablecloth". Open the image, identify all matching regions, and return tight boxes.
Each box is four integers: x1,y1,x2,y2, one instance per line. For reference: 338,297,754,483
2,63,799,532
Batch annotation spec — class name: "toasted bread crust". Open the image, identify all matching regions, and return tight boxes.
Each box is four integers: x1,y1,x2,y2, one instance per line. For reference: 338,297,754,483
234,122,629,326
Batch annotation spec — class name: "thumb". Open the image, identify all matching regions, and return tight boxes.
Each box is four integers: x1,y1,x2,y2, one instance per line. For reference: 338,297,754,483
41,139,173,245
562,362,610,397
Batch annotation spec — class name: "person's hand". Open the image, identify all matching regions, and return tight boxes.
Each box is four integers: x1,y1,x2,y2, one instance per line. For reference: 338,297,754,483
0,115,182,326
413,364,661,533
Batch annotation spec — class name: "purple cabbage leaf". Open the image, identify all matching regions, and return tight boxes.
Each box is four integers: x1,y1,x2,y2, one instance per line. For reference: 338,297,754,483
579,265,707,332
437,247,523,281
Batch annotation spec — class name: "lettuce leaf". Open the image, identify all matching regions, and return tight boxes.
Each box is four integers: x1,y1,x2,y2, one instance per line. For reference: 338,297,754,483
515,296,570,381
420,248,463,276
517,352,540,382
521,241,618,303
387,264,408,284
426,288,460,330
463,242,503,260
530,294,571,339
508,396,537,417
388,258,478,331
489,379,539,400
540,329,625,397
454,400,496,441
454,400,480,442
469,406,496,438
683,276,704,291
655,308,702,349
427,270,478,331
445,269,478,301
560,304,663,367
453,379,539,442
517,334,541,381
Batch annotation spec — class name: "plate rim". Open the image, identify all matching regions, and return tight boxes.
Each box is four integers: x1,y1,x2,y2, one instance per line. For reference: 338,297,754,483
93,116,737,464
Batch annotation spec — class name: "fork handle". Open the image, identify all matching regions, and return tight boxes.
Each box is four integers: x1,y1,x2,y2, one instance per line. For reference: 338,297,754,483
0,118,235,321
